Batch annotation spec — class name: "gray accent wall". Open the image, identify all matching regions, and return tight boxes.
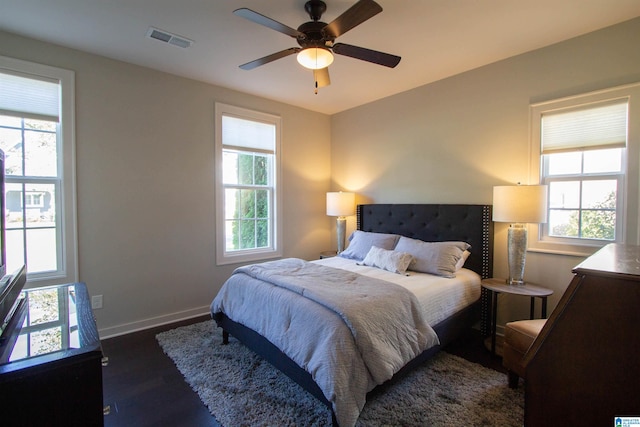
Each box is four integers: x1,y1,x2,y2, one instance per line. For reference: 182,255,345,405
330,17,640,326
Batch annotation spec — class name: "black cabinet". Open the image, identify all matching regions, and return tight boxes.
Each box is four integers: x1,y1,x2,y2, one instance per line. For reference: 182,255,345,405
0,282,103,426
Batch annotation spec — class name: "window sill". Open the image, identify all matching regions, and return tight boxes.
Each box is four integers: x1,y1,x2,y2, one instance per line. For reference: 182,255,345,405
216,249,282,266
528,241,604,258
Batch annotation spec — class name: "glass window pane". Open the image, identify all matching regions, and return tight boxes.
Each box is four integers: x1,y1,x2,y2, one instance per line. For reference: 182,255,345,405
0,126,24,176
240,189,256,218
582,180,616,209
6,228,25,273
0,116,22,127
24,183,55,227
549,181,580,209
224,188,239,219
26,228,57,273
256,190,268,218
239,220,255,249
238,153,254,185
24,118,56,132
581,210,615,240
24,128,57,177
5,182,24,229
254,155,269,185
584,148,622,173
222,151,238,184
548,209,579,237
225,220,238,251
547,152,581,175
256,219,269,247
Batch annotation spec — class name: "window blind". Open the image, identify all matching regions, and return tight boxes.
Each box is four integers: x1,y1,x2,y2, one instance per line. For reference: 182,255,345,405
541,99,627,154
0,70,60,121
222,115,275,152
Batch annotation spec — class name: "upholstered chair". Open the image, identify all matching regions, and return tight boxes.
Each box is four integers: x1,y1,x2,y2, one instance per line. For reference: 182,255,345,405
502,319,546,388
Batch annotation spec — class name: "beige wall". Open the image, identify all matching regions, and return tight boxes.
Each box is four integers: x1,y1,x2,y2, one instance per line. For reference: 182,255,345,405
0,30,332,337
330,18,640,328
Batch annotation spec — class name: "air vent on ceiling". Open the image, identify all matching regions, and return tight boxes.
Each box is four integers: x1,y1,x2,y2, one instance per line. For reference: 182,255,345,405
146,27,193,49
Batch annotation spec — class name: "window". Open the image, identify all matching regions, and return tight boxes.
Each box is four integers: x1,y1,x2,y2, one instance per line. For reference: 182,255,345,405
215,103,282,264
0,56,77,285
529,83,640,256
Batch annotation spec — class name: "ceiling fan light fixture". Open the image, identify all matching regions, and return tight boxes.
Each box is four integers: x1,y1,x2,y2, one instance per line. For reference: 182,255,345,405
297,47,334,70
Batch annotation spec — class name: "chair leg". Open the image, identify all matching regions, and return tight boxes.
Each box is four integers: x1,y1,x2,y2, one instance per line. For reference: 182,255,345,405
507,370,520,389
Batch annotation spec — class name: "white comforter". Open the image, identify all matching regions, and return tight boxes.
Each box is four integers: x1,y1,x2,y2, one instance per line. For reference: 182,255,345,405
315,256,482,326
211,258,440,427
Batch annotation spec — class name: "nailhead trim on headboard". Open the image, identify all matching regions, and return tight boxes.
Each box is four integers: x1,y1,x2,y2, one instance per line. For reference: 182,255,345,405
481,204,492,279
356,204,493,279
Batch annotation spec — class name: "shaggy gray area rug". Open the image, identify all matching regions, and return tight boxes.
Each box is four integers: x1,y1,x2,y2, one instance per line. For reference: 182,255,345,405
156,320,524,426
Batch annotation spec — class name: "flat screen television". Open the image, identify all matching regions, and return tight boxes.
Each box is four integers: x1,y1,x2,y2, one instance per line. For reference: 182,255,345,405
0,148,27,347
0,149,5,281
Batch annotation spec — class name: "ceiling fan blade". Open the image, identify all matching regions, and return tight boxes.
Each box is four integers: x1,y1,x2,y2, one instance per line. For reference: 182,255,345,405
314,67,331,88
239,48,301,70
234,8,305,39
322,0,382,38
332,43,401,68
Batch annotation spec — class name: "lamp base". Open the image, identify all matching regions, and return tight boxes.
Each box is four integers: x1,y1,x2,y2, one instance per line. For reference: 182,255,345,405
507,224,527,286
336,216,347,254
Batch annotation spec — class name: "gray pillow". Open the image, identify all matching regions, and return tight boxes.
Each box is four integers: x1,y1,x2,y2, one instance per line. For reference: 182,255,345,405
339,231,400,261
394,236,471,278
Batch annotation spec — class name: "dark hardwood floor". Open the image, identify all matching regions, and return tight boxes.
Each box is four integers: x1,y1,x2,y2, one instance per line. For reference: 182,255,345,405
101,316,505,427
101,315,219,427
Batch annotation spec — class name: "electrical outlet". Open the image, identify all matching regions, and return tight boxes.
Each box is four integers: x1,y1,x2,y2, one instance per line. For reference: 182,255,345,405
91,294,103,310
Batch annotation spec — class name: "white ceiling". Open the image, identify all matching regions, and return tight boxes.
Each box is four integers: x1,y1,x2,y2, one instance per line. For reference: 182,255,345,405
1,0,639,115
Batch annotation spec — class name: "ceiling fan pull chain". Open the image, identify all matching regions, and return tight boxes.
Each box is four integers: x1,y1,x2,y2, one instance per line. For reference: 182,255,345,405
315,79,319,95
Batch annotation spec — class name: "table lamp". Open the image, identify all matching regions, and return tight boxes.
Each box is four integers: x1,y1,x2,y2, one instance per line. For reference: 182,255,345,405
326,192,355,254
493,185,548,285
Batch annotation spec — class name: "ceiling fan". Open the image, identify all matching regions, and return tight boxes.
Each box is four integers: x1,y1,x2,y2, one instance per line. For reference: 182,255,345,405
233,0,401,93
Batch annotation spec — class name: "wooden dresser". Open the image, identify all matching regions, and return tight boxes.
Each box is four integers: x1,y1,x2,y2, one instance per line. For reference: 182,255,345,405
523,243,640,426
0,282,103,426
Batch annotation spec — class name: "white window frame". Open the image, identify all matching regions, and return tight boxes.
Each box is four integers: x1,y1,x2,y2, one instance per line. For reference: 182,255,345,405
0,56,77,286
215,103,282,265
529,83,640,256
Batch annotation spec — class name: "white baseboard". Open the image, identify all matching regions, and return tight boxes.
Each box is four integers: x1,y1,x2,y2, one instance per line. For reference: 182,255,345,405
98,305,211,339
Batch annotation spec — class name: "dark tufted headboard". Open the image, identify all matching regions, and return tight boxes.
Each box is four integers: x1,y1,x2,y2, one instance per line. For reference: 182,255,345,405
357,204,493,279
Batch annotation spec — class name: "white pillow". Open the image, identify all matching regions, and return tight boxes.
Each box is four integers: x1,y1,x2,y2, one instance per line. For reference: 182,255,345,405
394,236,471,278
339,230,400,261
359,246,414,275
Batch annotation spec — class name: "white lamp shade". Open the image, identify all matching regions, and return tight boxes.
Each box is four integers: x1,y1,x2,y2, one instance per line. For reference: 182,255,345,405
297,48,334,70
493,185,548,224
326,192,355,217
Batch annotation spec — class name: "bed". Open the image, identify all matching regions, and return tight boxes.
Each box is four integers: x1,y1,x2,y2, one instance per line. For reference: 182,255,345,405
211,204,493,426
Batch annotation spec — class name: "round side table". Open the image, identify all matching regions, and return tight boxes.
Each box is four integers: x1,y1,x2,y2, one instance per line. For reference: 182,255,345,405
481,278,553,356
